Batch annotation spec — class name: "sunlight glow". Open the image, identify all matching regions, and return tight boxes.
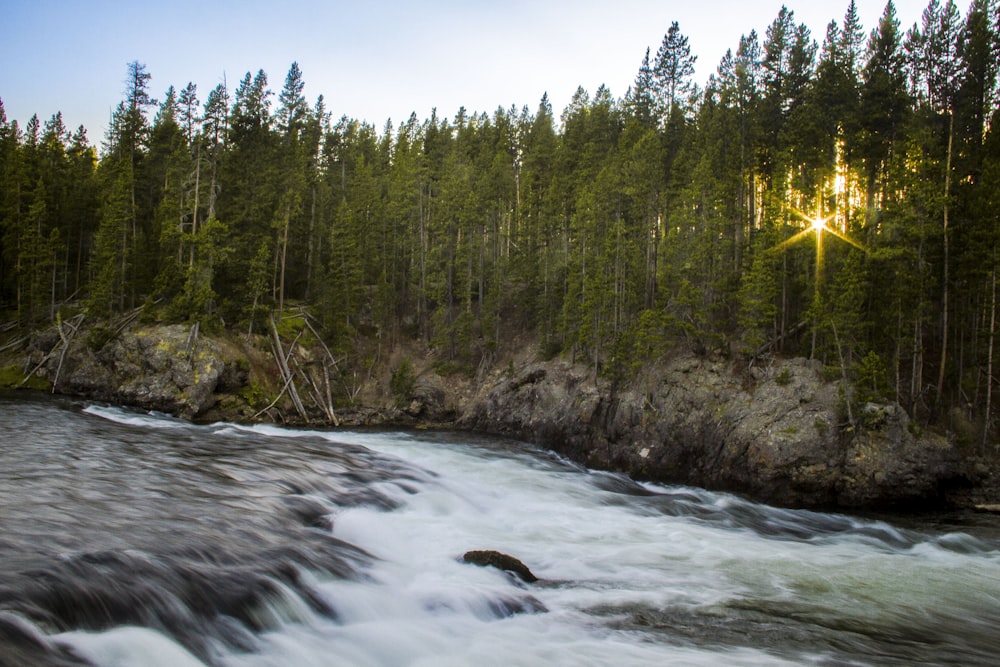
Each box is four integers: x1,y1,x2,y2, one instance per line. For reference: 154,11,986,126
810,214,831,232
789,207,866,252
768,203,867,289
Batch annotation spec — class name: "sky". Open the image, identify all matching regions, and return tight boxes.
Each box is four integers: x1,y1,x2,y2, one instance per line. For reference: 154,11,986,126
2,0,934,144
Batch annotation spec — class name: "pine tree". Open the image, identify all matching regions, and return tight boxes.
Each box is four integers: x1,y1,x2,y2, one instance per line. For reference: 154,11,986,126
0,98,19,308
715,31,763,270
218,69,275,325
178,82,198,146
17,178,53,325
860,2,910,214
625,48,657,128
653,21,698,122
146,87,188,299
912,0,962,412
86,64,156,315
738,228,782,355
64,125,98,297
274,62,310,314
201,82,228,221
87,62,157,315
37,113,71,312
518,95,558,340
88,156,133,317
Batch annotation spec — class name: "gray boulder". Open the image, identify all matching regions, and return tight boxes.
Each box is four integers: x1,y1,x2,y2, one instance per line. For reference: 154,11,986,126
404,373,448,420
461,354,967,510
51,324,224,419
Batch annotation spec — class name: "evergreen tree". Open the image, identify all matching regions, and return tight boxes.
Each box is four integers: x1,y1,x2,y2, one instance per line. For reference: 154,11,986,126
518,95,559,339
716,31,763,270
911,0,962,412
860,2,910,214
738,228,782,355
64,125,98,297
761,6,796,164
88,155,134,317
4,3,1000,435
0,98,18,308
201,81,228,221
274,62,310,314
87,61,157,315
146,87,188,298
653,22,697,120
218,69,275,325
624,49,657,128
178,82,198,145
17,178,54,325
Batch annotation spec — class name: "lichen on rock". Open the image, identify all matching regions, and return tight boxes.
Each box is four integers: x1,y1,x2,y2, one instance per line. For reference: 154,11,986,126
45,324,224,419
459,354,969,510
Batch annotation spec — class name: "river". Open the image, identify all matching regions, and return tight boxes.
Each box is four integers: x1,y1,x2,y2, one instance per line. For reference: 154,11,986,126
1,392,999,666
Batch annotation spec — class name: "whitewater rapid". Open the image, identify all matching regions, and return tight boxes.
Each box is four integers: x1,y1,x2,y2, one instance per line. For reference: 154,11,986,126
1,395,999,666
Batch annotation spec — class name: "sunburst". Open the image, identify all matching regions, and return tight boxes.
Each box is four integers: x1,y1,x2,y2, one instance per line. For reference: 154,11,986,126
769,205,866,285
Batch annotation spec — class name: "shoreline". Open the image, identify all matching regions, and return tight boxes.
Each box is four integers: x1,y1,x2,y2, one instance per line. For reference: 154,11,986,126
3,321,997,514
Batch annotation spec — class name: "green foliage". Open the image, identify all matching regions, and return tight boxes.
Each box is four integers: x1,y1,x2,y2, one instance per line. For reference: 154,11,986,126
274,312,306,340
0,364,47,389
854,350,890,404
86,325,115,352
775,368,793,386
238,380,268,409
737,230,781,356
390,358,416,404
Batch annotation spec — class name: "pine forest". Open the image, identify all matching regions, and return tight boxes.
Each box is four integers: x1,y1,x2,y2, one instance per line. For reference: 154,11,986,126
2,1,1000,442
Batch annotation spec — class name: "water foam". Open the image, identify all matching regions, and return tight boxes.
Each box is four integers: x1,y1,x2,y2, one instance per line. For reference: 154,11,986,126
20,404,1000,665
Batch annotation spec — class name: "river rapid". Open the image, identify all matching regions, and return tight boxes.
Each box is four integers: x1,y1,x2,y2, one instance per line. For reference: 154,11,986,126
1,392,999,666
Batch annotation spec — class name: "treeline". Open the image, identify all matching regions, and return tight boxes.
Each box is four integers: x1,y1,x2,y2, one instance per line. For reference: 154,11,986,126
1,1,999,436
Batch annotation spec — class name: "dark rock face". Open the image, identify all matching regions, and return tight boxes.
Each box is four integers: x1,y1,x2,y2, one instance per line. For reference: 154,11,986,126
460,355,968,510
405,374,448,420
43,325,224,419
462,550,538,583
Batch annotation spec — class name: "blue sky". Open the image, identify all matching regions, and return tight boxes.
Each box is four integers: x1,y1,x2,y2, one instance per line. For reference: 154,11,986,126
2,0,932,143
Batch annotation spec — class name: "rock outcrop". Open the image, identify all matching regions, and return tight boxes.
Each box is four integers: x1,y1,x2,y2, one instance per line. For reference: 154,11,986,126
460,355,968,510
11,321,976,510
30,324,225,419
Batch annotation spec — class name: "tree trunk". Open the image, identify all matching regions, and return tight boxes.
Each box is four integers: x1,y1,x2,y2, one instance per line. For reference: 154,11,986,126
305,183,316,300
984,266,996,453
646,208,659,309
278,203,290,316
911,219,926,416
936,111,955,414
189,142,201,269
419,185,429,342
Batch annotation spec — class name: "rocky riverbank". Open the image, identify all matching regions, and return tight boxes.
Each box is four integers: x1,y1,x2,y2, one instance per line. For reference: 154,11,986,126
460,356,976,510
3,322,990,511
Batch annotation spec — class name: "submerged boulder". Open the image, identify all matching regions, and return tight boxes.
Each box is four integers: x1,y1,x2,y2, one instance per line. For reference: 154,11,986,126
462,550,538,583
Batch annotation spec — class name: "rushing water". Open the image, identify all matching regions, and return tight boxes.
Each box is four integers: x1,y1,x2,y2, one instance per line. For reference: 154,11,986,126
2,392,1000,666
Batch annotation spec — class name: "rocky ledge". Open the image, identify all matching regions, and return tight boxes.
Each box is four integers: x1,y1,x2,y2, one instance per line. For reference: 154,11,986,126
10,323,982,511
459,356,973,510
26,323,232,420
